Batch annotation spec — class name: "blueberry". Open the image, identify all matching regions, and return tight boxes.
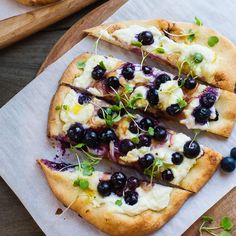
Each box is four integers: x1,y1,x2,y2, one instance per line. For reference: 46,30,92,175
147,88,159,105
111,172,127,189
193,106,211,124
183,141,200,158
106,76,120,90
177,78,185,87
138,153,154,168
99,128,117,143
121,63,135,80
161,169,174,181
91,65,106,80
129,121,138,134
171,152,184,165
127,177,139,190
97,181,112,197
119,139,136,155
200,93,216,108
138,135,151,147
209,110,219,121
139,117,154,131
166,104,182,116
154,74,171,89
78,94,91,105
154,126,167,141
124,191,138,205
67,123,84,143
230,147,236,160
184,76,197,90
142,66,152,75
220,156,236,173
83,129,99,148
137,31,154,45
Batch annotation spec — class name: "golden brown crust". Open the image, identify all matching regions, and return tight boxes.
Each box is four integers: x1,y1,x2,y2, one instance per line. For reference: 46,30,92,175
16,0,58,5
180,147,222,192
38,159,191,236
85,19,236,92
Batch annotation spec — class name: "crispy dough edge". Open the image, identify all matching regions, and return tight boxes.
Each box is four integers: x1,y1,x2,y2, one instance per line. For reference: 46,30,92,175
180,147,222,193
38,159,191,236
85,19,236,92
47,85,71,138
16,0,58,5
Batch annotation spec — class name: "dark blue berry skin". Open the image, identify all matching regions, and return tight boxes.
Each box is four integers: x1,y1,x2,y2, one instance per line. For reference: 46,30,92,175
137,31,154,45
67,123,84,143
183,141,200,158
124,191,138,205
99,128,117,143
154,74,171,89
154,126,167,141
230,147,236,160
220,157,236,172
138,153,154,168
78,94,91,105
127,177,140,190
184,76,197,90
119,139,136,155
166,104,182,116
129,121,138,134
138,135,152,147
200,93,216,108
193,106,211,124
83,129,99,148
91,65,106,80
147,88,159,105
171,152,184,165
97,181,112,196
111,172,127,190
106,76,120,90
161,169,174,181
121,63,135,80
139,117,154,131
142,66,152,75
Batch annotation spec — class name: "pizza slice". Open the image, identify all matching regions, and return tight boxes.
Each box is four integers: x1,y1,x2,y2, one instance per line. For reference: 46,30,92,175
38,159,191,235
48,85,222,192
59,53,236,137
84,19,236,92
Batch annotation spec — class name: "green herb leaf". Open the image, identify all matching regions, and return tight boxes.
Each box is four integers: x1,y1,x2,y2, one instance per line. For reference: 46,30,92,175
202,215,214,223
99,61,106,70
177,98,187,108
219,231,232,236
131,41,143,47
55,105,62,111
193,52,204,63
62,105,69,111
115,199,122,206
187,29,196,42
155,47,165,54
194,16,203,26
208,36,219,47
125,84,134,94
148,127,154,136
220,217,234,231
77,61,86,69
127,93,143,109
131,136,140,144
74,143,85,148
73,178,89,189
82,166,94,176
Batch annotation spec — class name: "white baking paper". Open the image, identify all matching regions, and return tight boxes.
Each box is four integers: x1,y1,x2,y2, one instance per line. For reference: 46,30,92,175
0,0,236,235
0,0,38,21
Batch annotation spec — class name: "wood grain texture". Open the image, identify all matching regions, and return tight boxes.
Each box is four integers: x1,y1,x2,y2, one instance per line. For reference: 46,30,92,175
0,0,97,49
38,0,128,73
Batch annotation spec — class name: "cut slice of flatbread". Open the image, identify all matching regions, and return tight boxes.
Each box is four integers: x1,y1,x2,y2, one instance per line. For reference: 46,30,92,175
59,53,236,137
38,159,191,236
48,85,222,192
85,19,236,92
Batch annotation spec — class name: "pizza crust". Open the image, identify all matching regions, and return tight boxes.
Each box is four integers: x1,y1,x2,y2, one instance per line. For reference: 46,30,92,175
38,159,191,236
16,0,58,5
85,19,236,92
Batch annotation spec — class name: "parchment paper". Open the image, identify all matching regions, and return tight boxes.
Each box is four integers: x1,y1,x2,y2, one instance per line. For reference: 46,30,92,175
1,0,236,235
0,0,38,21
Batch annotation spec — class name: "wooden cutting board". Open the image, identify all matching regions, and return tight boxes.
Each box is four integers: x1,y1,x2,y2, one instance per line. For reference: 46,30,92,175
37,0,236,235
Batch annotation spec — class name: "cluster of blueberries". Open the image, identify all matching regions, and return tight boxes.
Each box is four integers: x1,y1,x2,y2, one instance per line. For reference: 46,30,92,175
221,148,236,172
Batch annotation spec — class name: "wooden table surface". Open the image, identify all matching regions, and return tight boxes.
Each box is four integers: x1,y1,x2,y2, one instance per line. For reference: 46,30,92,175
0,1,106,235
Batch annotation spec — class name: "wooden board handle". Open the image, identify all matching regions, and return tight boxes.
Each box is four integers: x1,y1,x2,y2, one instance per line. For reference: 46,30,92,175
0,0,96,49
